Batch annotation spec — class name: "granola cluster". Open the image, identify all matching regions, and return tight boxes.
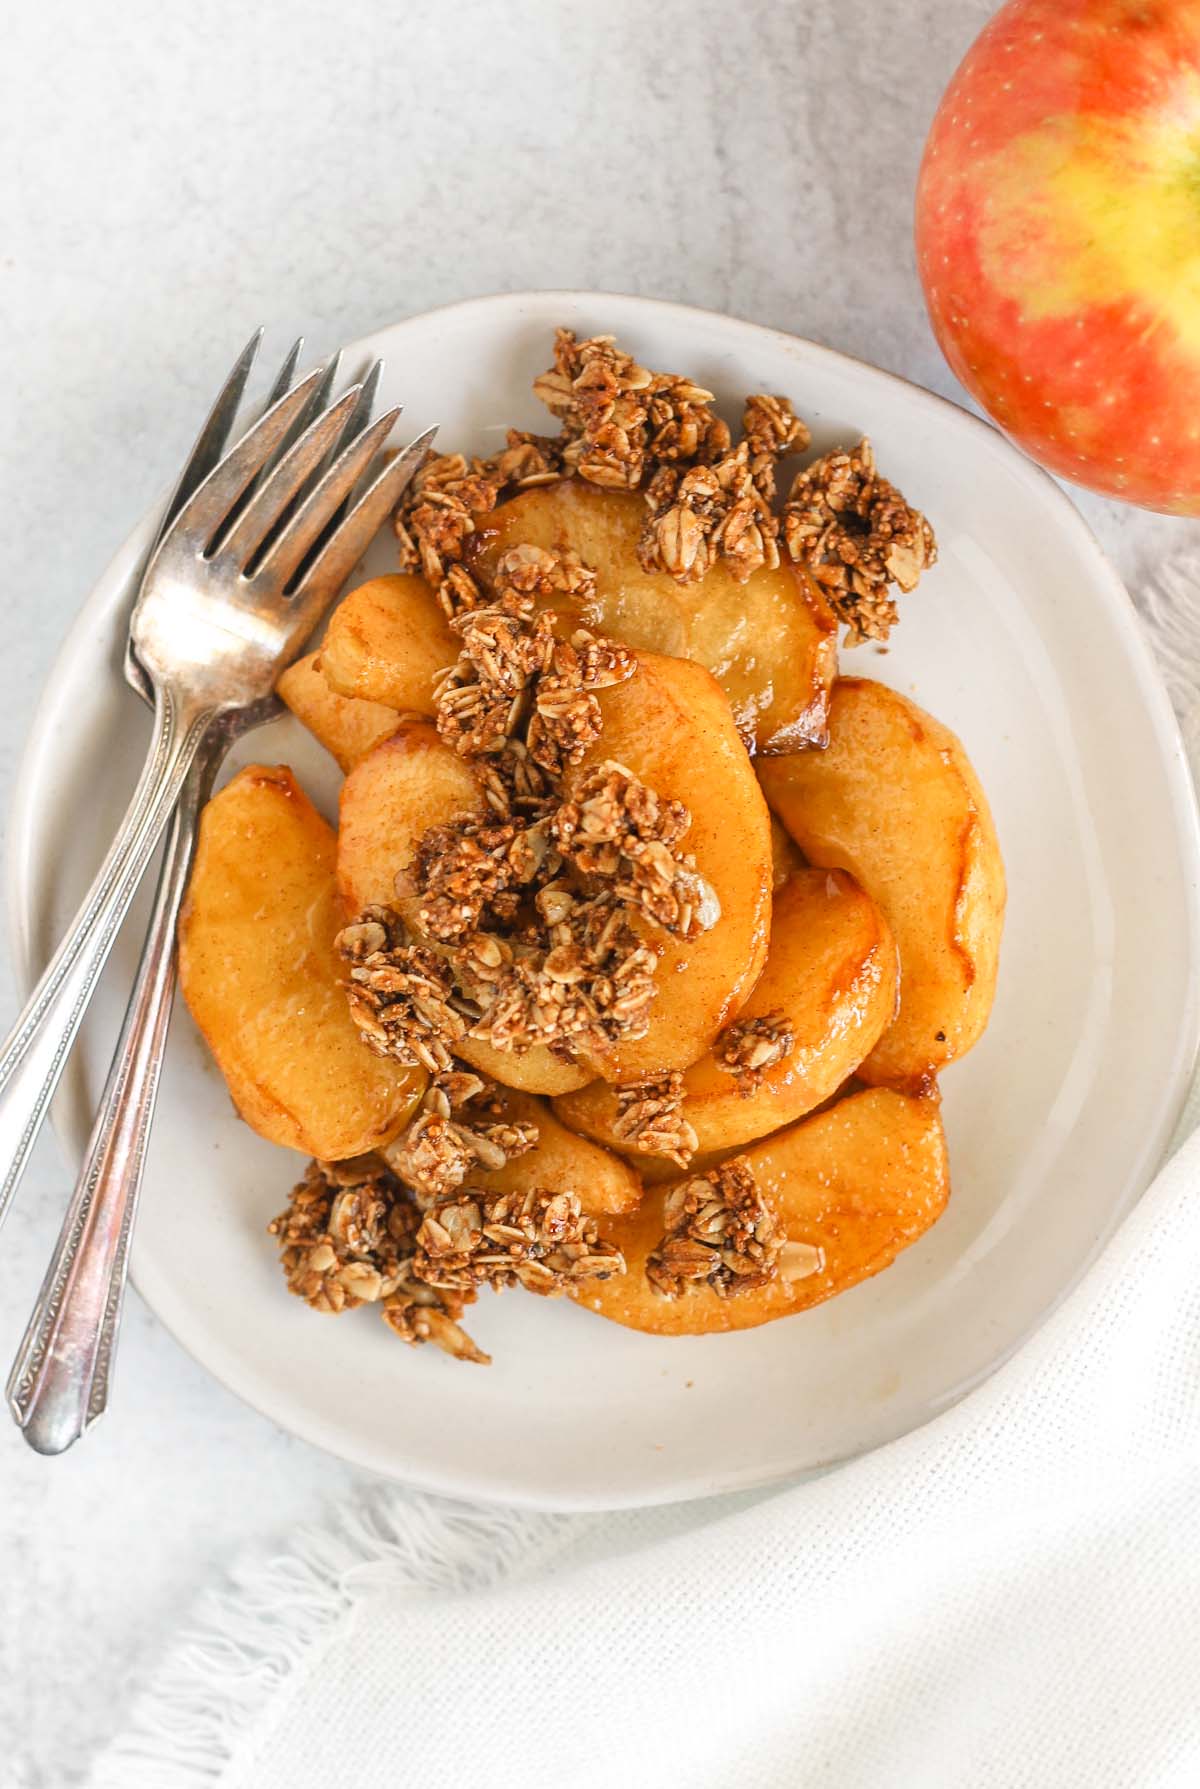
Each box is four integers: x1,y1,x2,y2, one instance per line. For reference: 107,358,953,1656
392,326,936,644
269,1156,488,1364
646,1157,786,1299
392,437,566,618
414,1185,624,1298
271,1069,626,1365
612,1072,698,1170
714,1010,795,1095
434,545,635,785
782,438,938,644
340,531,719,1068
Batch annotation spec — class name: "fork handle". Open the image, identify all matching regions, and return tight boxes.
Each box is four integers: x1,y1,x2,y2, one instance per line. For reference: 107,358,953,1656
7,742,218,1451
0,686,215,1233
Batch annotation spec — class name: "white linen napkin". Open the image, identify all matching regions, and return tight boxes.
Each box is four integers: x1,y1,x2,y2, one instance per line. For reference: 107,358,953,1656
89,557,1200,1789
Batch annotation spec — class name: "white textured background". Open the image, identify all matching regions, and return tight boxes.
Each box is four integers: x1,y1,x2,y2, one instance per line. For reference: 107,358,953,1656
0,2,1193,1783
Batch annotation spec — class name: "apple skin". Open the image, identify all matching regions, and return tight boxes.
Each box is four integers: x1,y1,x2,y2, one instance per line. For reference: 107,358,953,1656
916,0,1200,514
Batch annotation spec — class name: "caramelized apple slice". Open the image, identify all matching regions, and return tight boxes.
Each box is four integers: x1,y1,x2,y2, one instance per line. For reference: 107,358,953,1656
759,678,1005,1085
470,1088,642,1217
318,573,457,711
577,650,773,1080
277,652,399,772
337,723,483,911
469,479,838,751
555,868,897,1164
179,766,424,1159
572,1086,948,1336
336,724,592,1095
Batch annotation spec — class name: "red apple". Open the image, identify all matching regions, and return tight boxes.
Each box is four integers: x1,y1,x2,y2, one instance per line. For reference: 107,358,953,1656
916,0,1200,513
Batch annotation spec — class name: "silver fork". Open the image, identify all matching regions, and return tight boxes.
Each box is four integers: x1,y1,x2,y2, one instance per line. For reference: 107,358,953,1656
0,341,434,1449
7,340,419,1453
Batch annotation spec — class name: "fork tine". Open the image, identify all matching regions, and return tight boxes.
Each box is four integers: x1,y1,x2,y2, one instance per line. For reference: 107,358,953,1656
165,365,326,553
336,358,384,454
258,400,404,588
262,336,306,414
286,423,438,620
222,384,364,569
153,329,264,552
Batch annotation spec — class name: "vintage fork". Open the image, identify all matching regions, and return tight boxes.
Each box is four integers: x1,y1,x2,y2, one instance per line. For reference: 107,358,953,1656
0,339,433,1248
6,339,431,1452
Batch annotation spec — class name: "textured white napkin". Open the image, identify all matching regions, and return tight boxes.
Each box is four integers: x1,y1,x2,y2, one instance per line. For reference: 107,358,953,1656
89,560,1200,1789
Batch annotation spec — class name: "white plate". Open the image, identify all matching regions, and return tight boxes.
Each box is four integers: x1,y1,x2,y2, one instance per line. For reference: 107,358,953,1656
9,292,1200,1510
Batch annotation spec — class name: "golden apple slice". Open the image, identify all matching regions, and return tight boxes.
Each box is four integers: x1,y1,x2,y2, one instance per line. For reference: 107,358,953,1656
759,678,1005,1085
469,479,838,751
179,765,424,1159
470,1088,642,1218
336,724,592,1095
577,650,773,1080
572,1086,948,1336
277,651,400,772
317,573,457,711
555,868,897,1164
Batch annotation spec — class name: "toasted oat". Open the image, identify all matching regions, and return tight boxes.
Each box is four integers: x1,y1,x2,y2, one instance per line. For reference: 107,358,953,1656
336,908,467,1073
552,759,718,939
414,1185,624,1297
535,330,731,491
270,1159,487,1362
493,542,598,614
742,393,811,502
411,817,537,943
381,1072,538,1205
647,1157,784,1299
466,890,660,1060
613,1072,698,1168
782,438,937,644
714,1009,795,1095
392,436,568,619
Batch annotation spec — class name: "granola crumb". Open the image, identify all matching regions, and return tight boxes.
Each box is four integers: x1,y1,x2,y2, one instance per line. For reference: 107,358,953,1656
336,908,467,1073
714,1009,795,1096
414,1184,624,1297
380,1073,538,1207
646,1157,784,1299
269,1158,487,1363
781,438,937,644
551,759,718,940
612,1072,698,1168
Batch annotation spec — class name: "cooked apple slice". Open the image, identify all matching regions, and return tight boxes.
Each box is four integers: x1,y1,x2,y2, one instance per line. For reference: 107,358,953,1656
577,650,773,1080
571,1086,948,1336
470,1088,642,1217
469,479,838,751
179,765,424,1159
759,678,1005,1086
337,723,483,911
336,724,592,1095
317,573,458,712
277,652,400,772
555,868,897,1164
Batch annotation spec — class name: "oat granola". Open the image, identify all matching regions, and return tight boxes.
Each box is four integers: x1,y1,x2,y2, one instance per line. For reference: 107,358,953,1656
782,437,937,644
646,1157,784,1299
714,1010,795,1095
612,1072,698,1169
269,1158,488,1363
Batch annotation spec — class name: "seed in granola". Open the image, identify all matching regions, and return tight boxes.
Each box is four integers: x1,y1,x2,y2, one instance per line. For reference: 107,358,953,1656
646,1158,784,1299
781,438,936,645
714,1010,795,1096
